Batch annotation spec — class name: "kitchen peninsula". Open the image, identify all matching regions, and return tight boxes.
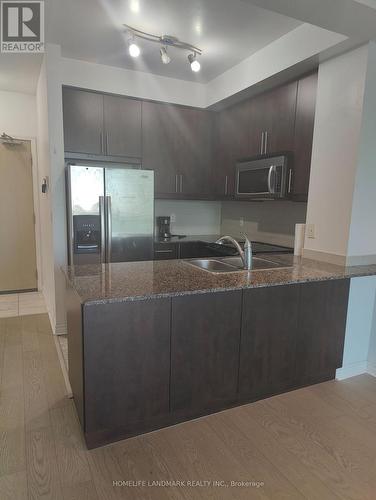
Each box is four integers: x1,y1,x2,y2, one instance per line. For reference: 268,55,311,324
66,255,376,448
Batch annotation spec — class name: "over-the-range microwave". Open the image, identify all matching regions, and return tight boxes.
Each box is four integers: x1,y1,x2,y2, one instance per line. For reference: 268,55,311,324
235,154,292,200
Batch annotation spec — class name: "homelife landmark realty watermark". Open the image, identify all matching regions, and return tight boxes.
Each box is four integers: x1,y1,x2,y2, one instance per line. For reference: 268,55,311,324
1,1,44,53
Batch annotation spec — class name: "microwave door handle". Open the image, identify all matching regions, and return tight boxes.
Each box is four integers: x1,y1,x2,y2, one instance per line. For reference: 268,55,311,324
267,165,276,195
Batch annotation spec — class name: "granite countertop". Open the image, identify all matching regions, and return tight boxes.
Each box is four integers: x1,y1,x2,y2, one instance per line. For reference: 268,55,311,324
65,254,376,306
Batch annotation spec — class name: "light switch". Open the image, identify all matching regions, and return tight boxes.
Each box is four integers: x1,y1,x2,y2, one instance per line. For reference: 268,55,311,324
307,224,315,239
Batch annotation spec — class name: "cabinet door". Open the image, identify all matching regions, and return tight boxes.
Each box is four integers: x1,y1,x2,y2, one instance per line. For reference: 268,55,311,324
104,95,141,158
63,88,104,155
239,284,299,400
212,100,253,197
262,81,298,154
83,298,171,434
295,279,350,384
142,101,179,195
292,72,318,200
178,108,213,196
171,291,242,413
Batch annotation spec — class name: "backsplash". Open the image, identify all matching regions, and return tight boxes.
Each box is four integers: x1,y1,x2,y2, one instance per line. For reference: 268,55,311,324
155,200,221,235
221,201,307,247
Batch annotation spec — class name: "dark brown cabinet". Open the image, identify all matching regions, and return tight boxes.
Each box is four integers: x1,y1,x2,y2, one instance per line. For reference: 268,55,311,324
142,101,179,195
171,291,242,413
63,88,104,155
142,101,213,197
292,72,318,200
63,73,317,201
103,94,141,158
239,284,300,400
295,279,350,384
83,298,171,437
67,278,350,448
212,100,253,197
63,87,142,159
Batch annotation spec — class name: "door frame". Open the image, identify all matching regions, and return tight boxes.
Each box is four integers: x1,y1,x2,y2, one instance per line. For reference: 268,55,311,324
4,136,42,292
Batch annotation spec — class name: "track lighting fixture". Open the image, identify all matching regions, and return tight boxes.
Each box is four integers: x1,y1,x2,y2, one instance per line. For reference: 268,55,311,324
124,24,202,71
160,46,171,65
188,52,201,72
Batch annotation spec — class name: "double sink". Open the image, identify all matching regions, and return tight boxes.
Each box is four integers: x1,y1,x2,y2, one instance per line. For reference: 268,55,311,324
186,256,286,273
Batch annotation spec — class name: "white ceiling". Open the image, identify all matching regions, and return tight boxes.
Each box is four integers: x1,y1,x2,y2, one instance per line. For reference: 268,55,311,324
45,0,301,83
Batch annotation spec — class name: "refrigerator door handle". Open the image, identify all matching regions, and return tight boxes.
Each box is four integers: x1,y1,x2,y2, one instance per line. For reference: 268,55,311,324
99,196,106,263
106,196,112,262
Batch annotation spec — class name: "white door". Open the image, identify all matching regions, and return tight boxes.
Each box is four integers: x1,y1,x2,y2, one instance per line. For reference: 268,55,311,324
0,140,37,293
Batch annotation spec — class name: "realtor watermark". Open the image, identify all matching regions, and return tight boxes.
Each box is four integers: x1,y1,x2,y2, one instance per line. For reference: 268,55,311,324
1,1,44,53
112,479,265,489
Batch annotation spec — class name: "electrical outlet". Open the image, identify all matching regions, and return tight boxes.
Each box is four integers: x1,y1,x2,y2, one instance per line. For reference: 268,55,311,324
307,224,315,239
170,214,176,223
239,217,244,227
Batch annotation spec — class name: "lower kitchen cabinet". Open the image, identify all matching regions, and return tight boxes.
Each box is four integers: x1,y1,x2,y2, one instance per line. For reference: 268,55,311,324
67,278,350,448
295,279,350,384
82,298,171,439
171,291,242,413
239,284,300,400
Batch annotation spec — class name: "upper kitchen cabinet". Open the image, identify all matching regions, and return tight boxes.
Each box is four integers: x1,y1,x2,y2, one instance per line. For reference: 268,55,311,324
258,81,298,155
213,99,253,197
177,107,213,197
62,87,142,159
143,101,213,198
103,94,141,158
142,101,180,195
63,88,104,156
292,72,318,200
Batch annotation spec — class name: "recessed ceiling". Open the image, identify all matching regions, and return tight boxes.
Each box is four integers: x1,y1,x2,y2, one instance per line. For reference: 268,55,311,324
46,0,301,83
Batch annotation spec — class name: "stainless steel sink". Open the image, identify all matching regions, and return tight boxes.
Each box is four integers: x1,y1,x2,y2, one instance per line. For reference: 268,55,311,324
185,256,286,273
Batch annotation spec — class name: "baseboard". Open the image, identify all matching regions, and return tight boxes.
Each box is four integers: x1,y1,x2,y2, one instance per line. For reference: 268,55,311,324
54,321,67,335
53,335,73,398
367,362,376,378
336,361,368,380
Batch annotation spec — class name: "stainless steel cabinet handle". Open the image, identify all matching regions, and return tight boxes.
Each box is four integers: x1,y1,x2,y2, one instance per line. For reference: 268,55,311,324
175,174,179,193
288,169,293,193
106,196,112,262
105,133,109,155
100,131,104,154
180,174,183,193
155,249,174,254
260,132,264,155
264,131,268,154
99,196,106,263
224,175,228,195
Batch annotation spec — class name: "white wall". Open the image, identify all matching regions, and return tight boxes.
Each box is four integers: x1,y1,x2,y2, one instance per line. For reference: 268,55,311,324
347,41,376,261
61,57,207,108
304,45,368,263
0,90,37,137
336,276,376,379
206,24,346,106
221,201,307,247
155,200,221,235
36,58,56,326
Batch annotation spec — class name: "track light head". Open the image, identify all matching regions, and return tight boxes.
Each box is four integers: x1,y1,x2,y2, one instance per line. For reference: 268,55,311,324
129,41,141,58
160,46,171,65
188,52,201,72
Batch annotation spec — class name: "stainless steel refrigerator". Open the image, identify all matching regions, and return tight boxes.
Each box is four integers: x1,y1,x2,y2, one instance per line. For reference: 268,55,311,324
66,164,154,266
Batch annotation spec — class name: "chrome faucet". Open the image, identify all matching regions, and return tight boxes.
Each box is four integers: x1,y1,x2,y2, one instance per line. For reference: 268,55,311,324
215,234,253,270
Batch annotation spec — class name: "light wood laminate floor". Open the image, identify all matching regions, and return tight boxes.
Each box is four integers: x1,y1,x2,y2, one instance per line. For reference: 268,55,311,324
1,314,376,500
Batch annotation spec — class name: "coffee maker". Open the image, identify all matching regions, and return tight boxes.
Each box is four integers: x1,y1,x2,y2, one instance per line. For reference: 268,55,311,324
157,216,172,240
